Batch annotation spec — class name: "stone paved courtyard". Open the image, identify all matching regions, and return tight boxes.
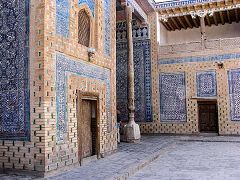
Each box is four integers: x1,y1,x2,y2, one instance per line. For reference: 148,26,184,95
1,135,240,180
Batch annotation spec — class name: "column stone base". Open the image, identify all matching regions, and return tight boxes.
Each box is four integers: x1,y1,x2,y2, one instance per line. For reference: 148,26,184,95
122,122,141,143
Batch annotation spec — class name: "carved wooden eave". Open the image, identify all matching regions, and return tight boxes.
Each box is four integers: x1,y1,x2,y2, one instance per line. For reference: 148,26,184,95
135,0,155,13
156,0,240,31
119,0,154,23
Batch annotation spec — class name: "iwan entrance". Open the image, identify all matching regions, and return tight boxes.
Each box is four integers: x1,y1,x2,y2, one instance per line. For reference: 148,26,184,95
77,92,99,165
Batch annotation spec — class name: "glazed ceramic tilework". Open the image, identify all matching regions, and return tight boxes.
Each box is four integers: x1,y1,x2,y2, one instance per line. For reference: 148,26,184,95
228,69,240,121
0,0,30,140
197,71,217,97
56,53,111,141
116,40,152,122
159,72,187,122
56,0,70,37
155,0,219,9
158,53,240,65
103,0,111,56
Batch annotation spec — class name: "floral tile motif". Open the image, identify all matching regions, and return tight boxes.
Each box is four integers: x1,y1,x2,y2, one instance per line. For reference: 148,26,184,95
159,73,187,122
228,69,240,121
197,71,217,97
0,0,30,140
56,0,70,37
56,53,111,142
116,40,152,122
103,0,111,56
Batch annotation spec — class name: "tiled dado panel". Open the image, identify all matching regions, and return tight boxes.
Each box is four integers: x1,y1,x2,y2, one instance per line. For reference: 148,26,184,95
159,73,187,122
0,0,30,140
196,71,217,97
116,40,152,122
228,69,240,121
56,53,111,142
79,0,95,16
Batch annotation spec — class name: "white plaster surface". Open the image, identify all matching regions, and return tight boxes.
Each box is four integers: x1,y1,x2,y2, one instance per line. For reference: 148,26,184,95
160,22,240,45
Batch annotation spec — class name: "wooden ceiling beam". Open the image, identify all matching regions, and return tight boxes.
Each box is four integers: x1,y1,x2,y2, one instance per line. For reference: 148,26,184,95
192,5,200,28
179,7,193,29
209,3,218,26
184,16,193,28
192,17,199,28
219,11,225,25
205,15,211,26
226,10,232,24
212,12,218,25
166,20,175,31
235,9,239,22
171,17,181,30
177,16,187,29
165,8,180,31
162,21,171,31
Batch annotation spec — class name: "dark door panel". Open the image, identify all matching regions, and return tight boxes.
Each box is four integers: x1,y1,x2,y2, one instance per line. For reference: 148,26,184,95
198,102,218,133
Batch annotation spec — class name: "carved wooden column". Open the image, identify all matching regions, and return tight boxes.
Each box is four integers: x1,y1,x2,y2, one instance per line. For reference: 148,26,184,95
191,11,208,49
199,15,206,48
123,4,141,143
126,5,135,124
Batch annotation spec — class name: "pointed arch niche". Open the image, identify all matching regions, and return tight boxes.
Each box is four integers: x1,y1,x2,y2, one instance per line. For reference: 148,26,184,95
77,4,95,48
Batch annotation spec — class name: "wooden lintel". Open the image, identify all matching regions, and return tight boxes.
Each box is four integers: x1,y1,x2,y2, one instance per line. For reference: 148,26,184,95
177,16,187,29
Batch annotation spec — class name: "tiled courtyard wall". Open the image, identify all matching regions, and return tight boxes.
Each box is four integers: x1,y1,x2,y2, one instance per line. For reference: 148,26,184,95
0,0,46,173
0,0,117,176
43,0,117,174
139,12,240,135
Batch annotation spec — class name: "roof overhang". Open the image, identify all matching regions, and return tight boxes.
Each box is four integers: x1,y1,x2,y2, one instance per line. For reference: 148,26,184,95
117,0,155,23
156,0,240,31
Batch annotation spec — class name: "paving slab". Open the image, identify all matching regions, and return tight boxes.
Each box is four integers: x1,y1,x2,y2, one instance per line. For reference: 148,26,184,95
130,136,240,180
1,135,240,180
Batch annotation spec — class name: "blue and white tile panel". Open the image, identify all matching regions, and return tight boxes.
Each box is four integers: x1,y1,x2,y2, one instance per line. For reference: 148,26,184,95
159,72,187,122
0,0,30,140
116,40,152,122
196,71,217,97
228,69,240,121
56,0,70,37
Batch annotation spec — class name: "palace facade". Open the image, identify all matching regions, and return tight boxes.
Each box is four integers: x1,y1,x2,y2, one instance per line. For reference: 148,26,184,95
0,0,240,177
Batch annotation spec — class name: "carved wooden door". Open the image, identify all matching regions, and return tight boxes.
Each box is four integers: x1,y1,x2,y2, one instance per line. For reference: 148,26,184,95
199,103,218,133
81,100,93,158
